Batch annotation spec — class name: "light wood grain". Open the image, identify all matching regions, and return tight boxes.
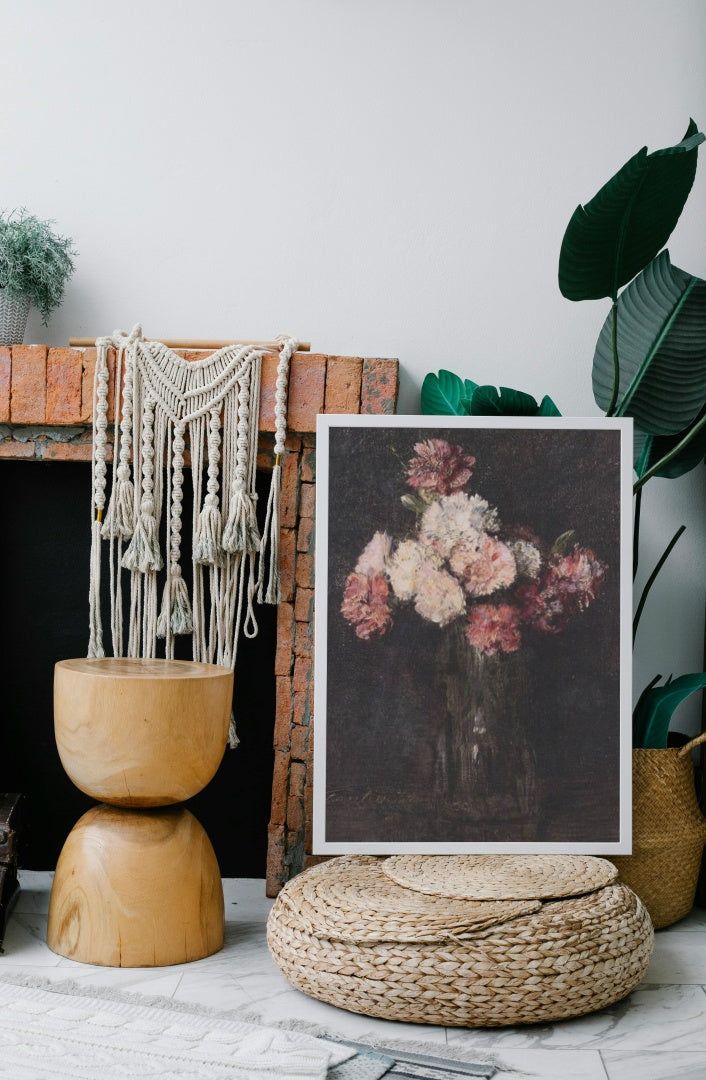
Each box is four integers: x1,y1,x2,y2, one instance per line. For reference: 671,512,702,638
68,337,311,351
54,658,233,806
47,805,224,966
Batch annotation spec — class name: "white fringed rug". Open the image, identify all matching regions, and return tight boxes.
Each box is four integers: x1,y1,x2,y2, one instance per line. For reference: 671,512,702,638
0,975,361,1079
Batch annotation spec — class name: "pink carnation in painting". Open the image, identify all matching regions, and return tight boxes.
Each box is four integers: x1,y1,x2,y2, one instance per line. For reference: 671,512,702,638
465,603,522,655
516,545,607,633
449,535,517,597
341,571,393,639
406,439,476,496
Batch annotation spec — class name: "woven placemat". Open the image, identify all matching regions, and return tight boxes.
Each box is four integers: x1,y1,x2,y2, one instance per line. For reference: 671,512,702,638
382,854,618,899
278,856,541,943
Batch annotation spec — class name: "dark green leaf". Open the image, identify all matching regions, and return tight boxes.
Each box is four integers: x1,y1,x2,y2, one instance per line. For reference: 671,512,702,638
421,370,477,415
592,251,706,433
634,409,706,479
538,395,562,416
633,672,706,748
551,530,576,555
559,120,704,301
632,673,663,746
469,385,562,416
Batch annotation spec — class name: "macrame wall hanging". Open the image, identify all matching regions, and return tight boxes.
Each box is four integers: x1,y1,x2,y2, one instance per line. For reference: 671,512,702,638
88,325,297,745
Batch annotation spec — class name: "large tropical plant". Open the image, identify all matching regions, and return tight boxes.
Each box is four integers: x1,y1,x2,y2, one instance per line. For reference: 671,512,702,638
422,122,706,748
559,120,706,748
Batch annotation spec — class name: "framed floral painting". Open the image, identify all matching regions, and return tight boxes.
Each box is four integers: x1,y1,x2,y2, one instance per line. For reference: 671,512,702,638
312,415,633,854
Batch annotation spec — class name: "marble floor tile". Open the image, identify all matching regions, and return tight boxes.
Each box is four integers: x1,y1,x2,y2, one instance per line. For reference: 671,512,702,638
488,1048,609,1079
5,872,706,1077
645,931,706,983
446,984,706,1052
602,1050,706,1079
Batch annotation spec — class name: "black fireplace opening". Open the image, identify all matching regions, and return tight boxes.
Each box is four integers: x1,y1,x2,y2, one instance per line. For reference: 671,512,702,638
0,459,276,877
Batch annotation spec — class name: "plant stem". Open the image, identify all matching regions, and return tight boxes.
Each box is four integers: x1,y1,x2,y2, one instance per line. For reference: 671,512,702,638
633,524,686,644
633,486,642,581
633,410,706,492
606,302,620,417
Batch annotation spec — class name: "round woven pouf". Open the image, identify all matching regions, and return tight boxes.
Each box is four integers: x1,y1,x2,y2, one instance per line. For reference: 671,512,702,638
267,855,654,1027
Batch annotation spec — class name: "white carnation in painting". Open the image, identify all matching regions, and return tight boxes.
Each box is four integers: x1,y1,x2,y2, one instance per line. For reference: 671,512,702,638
387,539,436,600
420,492,500,558
511,539,542,579
413,563,466,626
355,530,392,576
449,535,517,597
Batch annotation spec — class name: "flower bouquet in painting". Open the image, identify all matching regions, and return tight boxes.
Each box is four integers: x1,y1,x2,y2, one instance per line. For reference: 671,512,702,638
342,437,607,657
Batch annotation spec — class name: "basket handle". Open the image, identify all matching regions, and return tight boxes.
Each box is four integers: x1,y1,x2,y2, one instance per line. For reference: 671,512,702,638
677,730,706,757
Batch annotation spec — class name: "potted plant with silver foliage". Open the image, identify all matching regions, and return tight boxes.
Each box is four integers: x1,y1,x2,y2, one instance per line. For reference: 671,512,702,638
0,209,75,345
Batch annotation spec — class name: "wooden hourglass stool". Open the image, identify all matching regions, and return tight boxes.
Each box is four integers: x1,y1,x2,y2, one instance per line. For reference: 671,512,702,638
47,658,233,967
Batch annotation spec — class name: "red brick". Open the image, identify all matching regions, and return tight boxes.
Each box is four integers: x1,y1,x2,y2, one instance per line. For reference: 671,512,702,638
292,689,311,728
297,516,314,554
286,792,304,834
0,348,10,422
11,345,46,422
288,355,326,432
269,750,291,826
41,441,96,462
294,587,314,623
361,358,399,415
295,552,314,590
304,769,315,853
300,444,316,483
46,348,83,424
80,348,96,421
299,482,316,520
279,528,297,603
284,434,302,453
290,724,308,763
280,450,300,529
259,352,326,435
265,824,286,897
274,602,294,676
0,439,35,458
295,621,313,660
293,657,312,694
325,356,363,413
289,761,306,800
273,676,293,750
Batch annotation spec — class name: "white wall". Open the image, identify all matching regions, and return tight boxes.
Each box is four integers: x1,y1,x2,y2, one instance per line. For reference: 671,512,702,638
3,0,705,727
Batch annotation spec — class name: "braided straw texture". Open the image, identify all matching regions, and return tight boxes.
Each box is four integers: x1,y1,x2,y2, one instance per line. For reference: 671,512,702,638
273,856,540,944
609,738,706,929
267,855,653,1027
382,853,618,900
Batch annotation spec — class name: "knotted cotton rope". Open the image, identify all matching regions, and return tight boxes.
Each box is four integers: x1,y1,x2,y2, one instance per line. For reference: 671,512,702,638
88,325,297,746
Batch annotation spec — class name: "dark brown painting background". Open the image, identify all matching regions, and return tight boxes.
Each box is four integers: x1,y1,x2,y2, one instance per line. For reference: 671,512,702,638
324,424,624,846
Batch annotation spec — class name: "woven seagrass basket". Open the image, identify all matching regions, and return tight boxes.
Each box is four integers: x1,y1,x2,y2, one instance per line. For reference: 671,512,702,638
0,290,29,346
267,855,654,1027
609,732,706,930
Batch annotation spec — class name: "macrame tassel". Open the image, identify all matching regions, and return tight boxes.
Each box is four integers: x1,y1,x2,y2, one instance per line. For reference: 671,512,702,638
122,499,163,573
87,518,105,657
157,570,194,637
222,488,261,554
101,468,135,540
194,495,224,566
258,461,282,604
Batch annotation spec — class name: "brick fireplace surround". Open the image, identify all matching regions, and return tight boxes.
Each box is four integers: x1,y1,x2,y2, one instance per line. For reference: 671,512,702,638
0,344,399,896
